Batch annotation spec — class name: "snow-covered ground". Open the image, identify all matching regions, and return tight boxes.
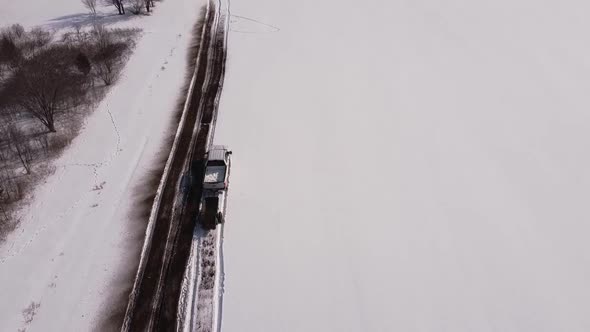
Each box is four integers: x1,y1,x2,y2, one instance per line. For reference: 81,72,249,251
0,0,204,331
216,0,590,331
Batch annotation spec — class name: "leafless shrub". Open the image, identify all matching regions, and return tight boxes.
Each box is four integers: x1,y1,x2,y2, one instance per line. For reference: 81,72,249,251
87,23,133,86
2,24,25,41
91,22,109,48
0,24,54,77
93,41,127,85
111,27,141,44
7,124,34,174
0,33,22,71
0,202,10,235
75,51,92,76
0,164,15,237
25,28,52,51
7,27,53,59
46,129,74,153
62,25,92,46
3,45,85,132
33,134,50,154
81,0,98,16
0,35,19,60
129,0,144,15
0,172,23,204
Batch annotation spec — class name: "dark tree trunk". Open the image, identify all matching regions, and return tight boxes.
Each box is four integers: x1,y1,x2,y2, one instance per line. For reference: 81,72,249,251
47,120,56,133
114,0,125,14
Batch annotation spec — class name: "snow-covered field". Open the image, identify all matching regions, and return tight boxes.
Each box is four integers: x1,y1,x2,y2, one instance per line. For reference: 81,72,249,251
3,0,590,331
216,0,590,331
0,0,204,331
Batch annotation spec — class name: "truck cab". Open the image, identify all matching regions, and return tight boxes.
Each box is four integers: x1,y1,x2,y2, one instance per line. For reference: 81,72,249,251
203,145,231,191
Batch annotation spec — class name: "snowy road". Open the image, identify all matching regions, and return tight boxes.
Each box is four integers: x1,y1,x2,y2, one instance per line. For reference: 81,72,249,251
180,3,230,331
123,0,229,330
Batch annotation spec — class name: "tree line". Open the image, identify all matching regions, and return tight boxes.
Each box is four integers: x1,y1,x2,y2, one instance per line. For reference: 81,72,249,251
83,0,158,16
0,23,137,236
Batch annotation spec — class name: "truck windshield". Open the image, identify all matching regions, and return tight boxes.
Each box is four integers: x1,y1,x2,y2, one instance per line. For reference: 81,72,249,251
204,165,226,183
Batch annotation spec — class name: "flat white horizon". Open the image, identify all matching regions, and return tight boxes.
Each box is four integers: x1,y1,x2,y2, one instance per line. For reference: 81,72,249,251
216,0,590,331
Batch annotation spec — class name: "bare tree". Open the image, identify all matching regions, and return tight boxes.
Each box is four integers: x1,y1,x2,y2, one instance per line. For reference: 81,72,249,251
145,0,154,12
81,0,98,16
4,46,84,132
103,0,125,15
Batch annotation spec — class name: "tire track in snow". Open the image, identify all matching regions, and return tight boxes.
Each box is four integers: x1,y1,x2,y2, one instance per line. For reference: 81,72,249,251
122,0,229,329
182,1,230,330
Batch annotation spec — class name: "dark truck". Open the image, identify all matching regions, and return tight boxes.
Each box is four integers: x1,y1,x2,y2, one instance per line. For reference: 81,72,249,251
199,145,231,229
